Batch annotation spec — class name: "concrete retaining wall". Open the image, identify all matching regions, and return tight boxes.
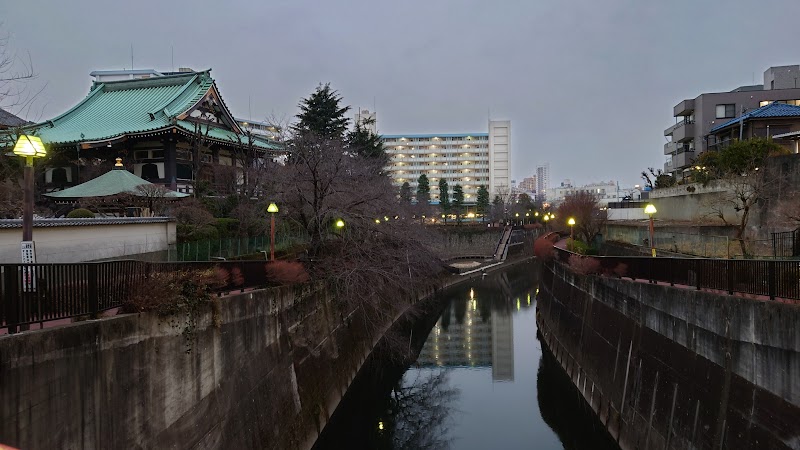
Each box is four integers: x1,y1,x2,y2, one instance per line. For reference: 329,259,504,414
0,283,420,449
537,262,800,449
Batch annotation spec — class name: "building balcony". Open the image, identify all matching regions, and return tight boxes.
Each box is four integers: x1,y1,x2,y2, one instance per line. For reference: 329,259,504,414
664,122,681,137
665,151,695,172
673,99,695,117
671,122,695,143
664,141,678,155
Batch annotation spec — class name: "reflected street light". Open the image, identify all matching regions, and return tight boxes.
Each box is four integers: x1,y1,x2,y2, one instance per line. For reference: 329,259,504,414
267,202,279,261
644,204,657,257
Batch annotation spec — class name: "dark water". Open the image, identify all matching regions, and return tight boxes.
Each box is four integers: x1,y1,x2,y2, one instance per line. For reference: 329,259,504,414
314,262,619,450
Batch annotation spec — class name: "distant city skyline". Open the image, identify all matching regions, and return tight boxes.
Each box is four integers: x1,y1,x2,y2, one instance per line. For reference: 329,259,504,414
2,0,799,187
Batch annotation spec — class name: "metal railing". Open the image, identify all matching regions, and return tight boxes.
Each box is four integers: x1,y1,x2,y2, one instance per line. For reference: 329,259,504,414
772,229,800,258
554,247,800,301
0,260,280,334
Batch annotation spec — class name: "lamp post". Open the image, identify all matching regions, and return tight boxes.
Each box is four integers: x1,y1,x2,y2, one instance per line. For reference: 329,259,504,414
543,213,550,231
568,217,576,240
13,135,47,249
267,202,278,261
644,204,657,257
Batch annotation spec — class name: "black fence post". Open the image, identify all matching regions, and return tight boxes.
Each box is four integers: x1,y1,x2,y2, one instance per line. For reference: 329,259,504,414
88,264,98,319
768,261,776,300
4,266,19,334
696,260,702,291
726,260,734,295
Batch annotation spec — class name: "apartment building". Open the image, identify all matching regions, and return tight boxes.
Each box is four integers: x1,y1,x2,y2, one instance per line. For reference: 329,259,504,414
546,180,619,206
665,65,800,179
382,120,511,202
536,164,550,201
353,108,377,134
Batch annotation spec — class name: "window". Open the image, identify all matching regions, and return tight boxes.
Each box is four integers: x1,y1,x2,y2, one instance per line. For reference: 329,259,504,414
716,104,736,119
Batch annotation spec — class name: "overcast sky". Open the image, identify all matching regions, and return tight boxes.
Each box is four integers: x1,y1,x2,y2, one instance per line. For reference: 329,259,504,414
3,0,799,187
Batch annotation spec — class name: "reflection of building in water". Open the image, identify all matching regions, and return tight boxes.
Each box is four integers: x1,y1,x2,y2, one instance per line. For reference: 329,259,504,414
491,310,514,381
418,289,514,381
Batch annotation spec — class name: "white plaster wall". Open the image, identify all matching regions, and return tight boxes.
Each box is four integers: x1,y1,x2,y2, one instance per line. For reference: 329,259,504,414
0,222,177,263
488,120,511,199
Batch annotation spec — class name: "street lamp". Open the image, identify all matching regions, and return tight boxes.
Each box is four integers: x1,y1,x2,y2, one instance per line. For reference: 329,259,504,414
267,202,279,261
335,219,345,229
543,213,550,231
13,135,47,252
644,204,657,257
568,217,576,240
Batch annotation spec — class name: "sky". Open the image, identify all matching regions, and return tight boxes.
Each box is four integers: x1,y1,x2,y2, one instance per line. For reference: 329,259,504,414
2,0,800,187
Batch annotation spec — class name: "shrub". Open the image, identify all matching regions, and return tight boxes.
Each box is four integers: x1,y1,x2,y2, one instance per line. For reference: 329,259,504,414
533,233,558,261
568,254,601,275
214,218,240,238
177,223,219,242
67,208,95,218
123,268,226,352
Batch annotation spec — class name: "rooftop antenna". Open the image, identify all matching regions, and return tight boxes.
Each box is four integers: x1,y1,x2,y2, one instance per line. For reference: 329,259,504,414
248,96,252,121
130,44,134,70
171,46,174,72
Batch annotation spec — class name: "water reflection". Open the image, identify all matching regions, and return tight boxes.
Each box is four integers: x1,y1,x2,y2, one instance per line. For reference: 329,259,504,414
314,262,618,450
417,277,517,381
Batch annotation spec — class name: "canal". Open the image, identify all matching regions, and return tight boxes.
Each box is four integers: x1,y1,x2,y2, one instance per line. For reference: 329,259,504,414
314,261,620,449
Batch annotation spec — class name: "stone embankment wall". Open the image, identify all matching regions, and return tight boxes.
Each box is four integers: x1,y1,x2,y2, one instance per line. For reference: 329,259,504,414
0,283,431,450
537,262,800,449
432,228,503,259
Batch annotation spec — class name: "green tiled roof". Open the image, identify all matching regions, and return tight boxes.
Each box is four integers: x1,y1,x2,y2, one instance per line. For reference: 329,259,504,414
45,168,189,198
31,71,214,145
175,120,281,150
16,70,280,151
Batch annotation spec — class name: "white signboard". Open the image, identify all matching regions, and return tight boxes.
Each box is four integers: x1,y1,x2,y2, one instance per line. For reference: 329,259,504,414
20,241,36,292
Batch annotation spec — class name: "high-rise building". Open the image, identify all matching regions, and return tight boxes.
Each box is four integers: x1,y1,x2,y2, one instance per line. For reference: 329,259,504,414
536,164,549,201
665,64,800,179
382,120,511,202
354,108,377,134
518,176,537,193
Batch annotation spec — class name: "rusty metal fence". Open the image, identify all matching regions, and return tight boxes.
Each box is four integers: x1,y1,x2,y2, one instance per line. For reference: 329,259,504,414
0,260,278,334
554,247,800,301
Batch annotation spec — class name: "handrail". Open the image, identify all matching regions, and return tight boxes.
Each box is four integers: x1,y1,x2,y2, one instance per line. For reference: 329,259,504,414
553,247,799,301
0,260,282,334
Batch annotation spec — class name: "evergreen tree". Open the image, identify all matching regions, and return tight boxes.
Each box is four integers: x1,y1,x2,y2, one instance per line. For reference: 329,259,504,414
292,83,350,140
438,178,451,219
452,184,464,223
476,185,490,222
399,182,412,203
347,119,386,160
416,174,431,204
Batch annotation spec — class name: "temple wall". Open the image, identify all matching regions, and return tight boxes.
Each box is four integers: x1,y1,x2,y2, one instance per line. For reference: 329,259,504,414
0,218,176,263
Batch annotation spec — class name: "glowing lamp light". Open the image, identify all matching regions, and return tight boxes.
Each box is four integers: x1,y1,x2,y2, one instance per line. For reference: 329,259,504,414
568,218,576,226
267,202,279,213
644,204,657,215
13,135,47,158
335,219,345,228
375,219,381,224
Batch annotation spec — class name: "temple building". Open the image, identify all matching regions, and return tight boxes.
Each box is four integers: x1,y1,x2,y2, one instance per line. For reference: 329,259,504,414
7,70,283,195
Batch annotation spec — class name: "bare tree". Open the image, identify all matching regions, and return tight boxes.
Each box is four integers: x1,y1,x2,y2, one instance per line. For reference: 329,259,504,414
698,138,789,256
556,191,607,245
131,184,170,216
273,132,443,340
0,29,43,118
